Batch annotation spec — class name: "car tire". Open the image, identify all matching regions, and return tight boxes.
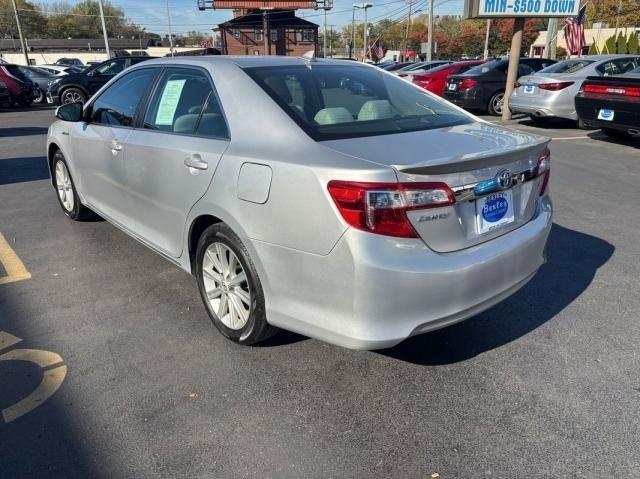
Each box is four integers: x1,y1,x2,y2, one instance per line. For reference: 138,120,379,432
195,223,278,346
488,91,505,116
60,87,87,105
601,127,631,140
34,88,45,104
52,151,94,221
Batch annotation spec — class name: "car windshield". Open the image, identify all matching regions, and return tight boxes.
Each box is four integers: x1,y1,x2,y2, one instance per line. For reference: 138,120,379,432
245,64,472,141
538,59,594,74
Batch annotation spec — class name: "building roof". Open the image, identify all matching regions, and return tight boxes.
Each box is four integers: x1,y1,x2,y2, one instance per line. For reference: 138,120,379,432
0,38,156,52
220,10,318,28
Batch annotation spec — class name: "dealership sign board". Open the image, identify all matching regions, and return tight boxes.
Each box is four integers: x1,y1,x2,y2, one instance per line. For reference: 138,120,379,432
463,0,580,18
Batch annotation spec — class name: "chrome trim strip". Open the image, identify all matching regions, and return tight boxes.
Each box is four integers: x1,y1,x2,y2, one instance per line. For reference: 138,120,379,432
452,166,538,202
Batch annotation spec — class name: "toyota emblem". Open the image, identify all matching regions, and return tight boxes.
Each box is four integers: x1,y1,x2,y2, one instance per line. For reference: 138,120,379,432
496,169,512,190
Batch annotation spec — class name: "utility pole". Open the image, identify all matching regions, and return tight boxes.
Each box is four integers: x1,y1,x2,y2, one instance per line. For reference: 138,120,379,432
166,0,174,56
323,9,327,58
502,17,524,121
427,0,433,61
363,6,368,61
404,0,413,62
483,19,490,59
544,18,558,59
614,0,622,37
329,25,335,57
10,0,29,65
97,0,111,58
351,6,356,59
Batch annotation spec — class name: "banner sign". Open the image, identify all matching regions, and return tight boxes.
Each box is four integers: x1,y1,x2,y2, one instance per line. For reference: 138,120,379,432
463,0,580,18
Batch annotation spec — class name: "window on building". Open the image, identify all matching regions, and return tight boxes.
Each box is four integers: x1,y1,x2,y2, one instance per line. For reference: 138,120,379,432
255,29,263,41
296,29,314,43
270,29,278,42
232,29,240,39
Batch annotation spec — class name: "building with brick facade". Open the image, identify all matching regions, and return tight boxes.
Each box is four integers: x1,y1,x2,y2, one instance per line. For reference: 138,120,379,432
218,10,318,56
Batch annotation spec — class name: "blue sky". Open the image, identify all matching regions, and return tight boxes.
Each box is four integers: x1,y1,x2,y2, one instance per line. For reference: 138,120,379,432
51,0,466,36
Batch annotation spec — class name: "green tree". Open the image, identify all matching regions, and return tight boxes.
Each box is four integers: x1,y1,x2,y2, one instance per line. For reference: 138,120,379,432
615,32,627,53
628,32,639,54
0,0,47,39
603,33,616,54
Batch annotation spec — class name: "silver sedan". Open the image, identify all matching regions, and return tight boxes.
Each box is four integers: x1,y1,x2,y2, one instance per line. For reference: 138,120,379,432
46,56,552,350
510,54,640,125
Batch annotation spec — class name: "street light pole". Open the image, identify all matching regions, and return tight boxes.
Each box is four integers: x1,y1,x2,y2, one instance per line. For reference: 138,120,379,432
427,0,433,61
483,19,490,59
363,6,368,61
351,6,356,59
97,0,111,58
353,3,372,61
166,0,175,56
10,0,29,65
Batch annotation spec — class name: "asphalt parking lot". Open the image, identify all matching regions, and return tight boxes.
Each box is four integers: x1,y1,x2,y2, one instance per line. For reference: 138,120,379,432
1,106,639,478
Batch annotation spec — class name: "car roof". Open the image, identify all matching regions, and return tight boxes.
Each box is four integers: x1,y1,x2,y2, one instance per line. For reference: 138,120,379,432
140,55,377,70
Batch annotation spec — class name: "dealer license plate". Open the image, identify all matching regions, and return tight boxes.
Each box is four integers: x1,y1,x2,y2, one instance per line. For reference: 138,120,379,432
447,83,457,91
597,109,614,121
524,85,535,94
476,190,515,234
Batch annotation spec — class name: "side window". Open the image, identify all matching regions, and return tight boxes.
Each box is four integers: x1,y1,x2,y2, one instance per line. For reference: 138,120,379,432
143,67,227,137
90,68,156,127
596,60,633,76
455,65,473,74
96,59,125,76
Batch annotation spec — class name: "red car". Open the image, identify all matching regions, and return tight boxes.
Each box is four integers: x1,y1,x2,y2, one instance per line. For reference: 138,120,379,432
0,64,36,107
409,60,486,96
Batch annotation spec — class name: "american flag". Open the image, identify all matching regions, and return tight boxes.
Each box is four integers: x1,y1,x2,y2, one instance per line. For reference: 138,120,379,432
369,37,384,61
564,5,586,55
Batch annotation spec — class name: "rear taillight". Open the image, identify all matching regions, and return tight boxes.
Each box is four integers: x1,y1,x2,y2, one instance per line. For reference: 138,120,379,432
536,147,551,196
538,81,574,91
459,79,477,90
327,181,456,238
583,82,640,98
413,77,433,86
514,81,522,88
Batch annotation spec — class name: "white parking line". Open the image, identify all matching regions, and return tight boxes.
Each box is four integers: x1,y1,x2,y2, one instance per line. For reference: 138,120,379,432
550,136,592,140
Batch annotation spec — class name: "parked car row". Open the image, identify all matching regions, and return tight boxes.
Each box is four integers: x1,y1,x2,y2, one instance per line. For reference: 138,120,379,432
0,56,155,109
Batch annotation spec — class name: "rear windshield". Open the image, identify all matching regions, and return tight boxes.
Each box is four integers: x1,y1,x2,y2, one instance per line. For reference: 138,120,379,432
244,64,472,141
4,65,31,83
538,59,594,74
464,60,506,75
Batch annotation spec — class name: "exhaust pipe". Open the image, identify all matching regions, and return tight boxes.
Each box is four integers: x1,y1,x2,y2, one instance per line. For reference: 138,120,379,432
628,129,639,136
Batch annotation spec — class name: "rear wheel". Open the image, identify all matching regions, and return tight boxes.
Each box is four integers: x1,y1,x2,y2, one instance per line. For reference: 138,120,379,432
601,127,631,140
52,151,94,220
488,91,505,116
60,87,86,105
34,88,45,104
195,223,278,345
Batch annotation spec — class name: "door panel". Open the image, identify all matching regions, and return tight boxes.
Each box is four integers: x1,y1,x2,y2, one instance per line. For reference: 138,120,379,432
122,67,230,257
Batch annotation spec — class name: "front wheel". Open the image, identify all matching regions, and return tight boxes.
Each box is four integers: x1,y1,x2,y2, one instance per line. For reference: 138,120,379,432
60,87,87,105
52,151,94,220
488,91,505,116
34,88,45,104
195,223,278,345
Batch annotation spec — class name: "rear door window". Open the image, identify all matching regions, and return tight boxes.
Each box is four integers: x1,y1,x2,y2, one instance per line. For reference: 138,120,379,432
90,68,157,127
143,67,229,138
597,59,638,76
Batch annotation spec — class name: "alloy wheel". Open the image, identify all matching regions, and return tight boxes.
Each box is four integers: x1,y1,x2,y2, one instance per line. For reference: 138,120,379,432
492,93,504,115
62,90,83,104
55,161,74,212
202,242,251,330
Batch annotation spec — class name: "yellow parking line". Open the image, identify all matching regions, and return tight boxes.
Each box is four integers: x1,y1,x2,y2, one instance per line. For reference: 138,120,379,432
0,232,31,285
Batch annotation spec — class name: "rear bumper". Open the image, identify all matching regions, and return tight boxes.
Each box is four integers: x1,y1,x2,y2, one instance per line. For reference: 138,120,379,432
443,87,486,111
509,90,578,120
254,195,553,350
575,95,640,132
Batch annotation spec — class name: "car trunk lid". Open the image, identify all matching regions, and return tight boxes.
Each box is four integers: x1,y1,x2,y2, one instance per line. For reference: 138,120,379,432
320,122,550,252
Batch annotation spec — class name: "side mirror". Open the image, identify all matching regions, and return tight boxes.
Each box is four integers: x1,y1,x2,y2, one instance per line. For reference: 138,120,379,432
55,102,84,122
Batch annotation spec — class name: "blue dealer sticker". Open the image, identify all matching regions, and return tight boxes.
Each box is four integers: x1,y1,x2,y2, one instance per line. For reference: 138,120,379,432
482,196,509,223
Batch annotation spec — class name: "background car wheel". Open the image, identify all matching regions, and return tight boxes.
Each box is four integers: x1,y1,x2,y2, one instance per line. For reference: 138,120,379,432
52,151,94,220
488,91,505,116
601,128,631,140
196,223,278,346
60,88,86,105
34,88,45,104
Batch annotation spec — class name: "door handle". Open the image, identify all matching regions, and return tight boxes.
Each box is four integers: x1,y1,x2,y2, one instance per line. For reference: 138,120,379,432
184,156,208,171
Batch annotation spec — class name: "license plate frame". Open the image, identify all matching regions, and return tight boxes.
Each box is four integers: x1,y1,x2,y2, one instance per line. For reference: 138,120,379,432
597,108,614,121
476,190,515,234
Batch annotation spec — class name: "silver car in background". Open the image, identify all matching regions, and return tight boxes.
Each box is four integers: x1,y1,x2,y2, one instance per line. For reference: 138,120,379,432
47,56,552,350
510,55,640,126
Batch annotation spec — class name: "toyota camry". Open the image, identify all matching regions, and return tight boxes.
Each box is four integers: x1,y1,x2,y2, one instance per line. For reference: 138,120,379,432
47,56,552,350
